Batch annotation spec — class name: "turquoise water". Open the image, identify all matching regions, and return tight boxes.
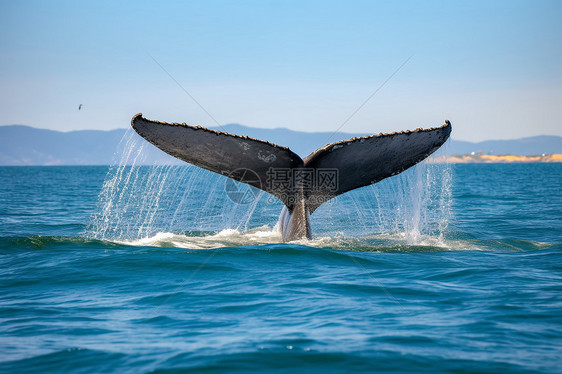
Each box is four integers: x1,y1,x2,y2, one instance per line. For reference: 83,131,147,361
1,163,561,373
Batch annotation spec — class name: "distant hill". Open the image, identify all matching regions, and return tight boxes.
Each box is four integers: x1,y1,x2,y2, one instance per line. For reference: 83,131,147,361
0,124,561,165
216,124,370,157
199,124,562,159
0,125,126,165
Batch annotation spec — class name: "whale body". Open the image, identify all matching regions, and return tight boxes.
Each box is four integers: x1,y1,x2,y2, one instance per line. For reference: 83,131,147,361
131,113,451,241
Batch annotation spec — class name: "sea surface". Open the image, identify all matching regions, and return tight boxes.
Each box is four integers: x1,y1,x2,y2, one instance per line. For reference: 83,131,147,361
1,160,561,373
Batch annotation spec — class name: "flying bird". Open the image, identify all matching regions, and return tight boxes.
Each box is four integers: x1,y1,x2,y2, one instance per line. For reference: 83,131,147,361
78,104,83,110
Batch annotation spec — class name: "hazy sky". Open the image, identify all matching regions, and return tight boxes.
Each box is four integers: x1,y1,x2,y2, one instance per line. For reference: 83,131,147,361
1,0,560,141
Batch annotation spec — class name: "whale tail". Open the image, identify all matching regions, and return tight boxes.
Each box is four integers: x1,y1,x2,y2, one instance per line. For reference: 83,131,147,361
131,114,451,238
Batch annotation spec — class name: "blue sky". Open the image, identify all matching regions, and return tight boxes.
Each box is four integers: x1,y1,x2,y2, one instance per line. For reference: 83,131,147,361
1,0,560,141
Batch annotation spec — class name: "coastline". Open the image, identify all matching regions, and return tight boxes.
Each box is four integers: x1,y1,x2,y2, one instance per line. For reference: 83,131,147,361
428,154,562,164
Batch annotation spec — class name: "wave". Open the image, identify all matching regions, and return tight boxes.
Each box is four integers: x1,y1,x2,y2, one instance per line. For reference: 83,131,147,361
115,225,283,249
0,235,122,251
1,229,559,254
114,227,559,253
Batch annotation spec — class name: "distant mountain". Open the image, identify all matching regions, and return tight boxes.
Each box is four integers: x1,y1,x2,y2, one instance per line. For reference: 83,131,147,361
216,125,562,157
0,125,126,165
214,124,370,157
214,124,562,157
0,124,560,165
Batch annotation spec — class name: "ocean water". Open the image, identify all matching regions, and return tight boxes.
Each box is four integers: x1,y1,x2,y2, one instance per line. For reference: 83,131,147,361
1,159,561,373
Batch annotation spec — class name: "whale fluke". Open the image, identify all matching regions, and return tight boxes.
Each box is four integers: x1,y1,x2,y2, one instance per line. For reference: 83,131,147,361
132,114,304,210
131,113,451,241
303,122,452,213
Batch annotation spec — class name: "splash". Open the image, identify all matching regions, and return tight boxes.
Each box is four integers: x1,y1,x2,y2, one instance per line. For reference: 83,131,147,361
115,226,282,249
87,131,452,247
310,160,452,245
87,130,280,241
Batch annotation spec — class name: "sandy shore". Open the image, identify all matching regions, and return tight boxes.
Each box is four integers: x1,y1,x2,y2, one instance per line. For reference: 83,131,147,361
428,154,562,163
